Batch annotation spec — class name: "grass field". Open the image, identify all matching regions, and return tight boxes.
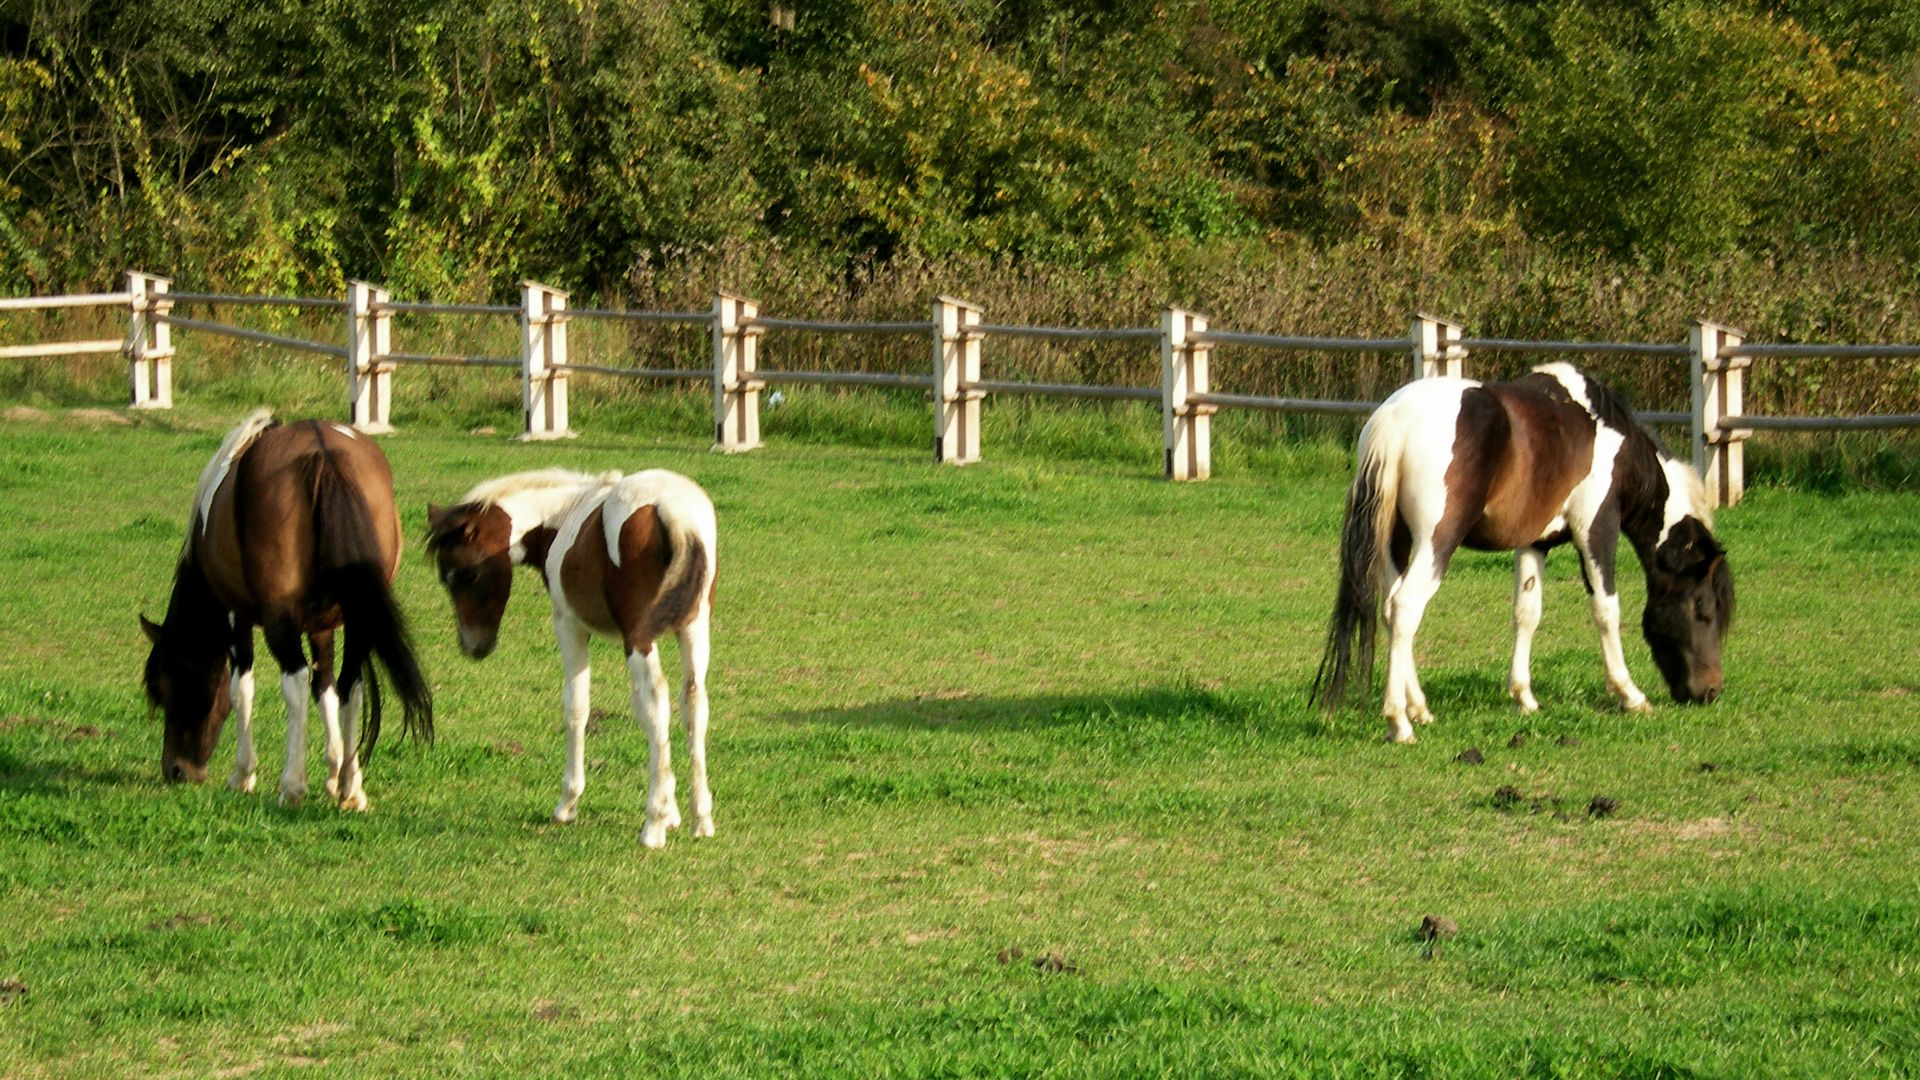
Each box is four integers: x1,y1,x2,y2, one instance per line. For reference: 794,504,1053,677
1,395,1917,1077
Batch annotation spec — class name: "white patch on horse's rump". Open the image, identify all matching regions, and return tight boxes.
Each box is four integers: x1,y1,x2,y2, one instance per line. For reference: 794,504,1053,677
601,470,719,570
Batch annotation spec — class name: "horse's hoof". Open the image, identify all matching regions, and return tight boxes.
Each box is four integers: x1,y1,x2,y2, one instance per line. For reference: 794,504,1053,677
227,772,256,794
1511,691,1540,715
278,785,306,807
664,805,684,830
339,791,370,813
692,817,715,839
640,822,668,849
552,804,578,825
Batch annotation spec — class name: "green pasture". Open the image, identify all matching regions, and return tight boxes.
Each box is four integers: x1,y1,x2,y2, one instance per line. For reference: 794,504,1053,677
1,395,1916,1076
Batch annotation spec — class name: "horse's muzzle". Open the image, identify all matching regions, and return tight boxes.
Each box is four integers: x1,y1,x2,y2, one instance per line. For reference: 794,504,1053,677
459,627,496,660
163,759,208,784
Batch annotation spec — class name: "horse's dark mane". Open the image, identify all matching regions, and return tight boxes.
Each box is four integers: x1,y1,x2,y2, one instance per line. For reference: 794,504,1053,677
145,552,230,707
1579,370,1678,460
160,554,228,653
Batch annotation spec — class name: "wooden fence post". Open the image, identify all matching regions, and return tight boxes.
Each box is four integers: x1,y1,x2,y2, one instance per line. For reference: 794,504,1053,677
1413,313,1466,380
1690,319,1748,507
712,290,762,452
346,281,394,433
126,271,173,409
1162,307,1215,481
520,281,571,440
933,295,984,464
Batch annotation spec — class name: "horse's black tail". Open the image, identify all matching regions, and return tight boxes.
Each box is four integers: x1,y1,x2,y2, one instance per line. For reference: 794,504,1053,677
1310,420,1401,717
310,463,433,758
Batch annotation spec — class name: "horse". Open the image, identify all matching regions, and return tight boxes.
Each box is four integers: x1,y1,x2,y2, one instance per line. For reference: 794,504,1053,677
1311,362,1735,743
140,409,433,807
424,468,717,848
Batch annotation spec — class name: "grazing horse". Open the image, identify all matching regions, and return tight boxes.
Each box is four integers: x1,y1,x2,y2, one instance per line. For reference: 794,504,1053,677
424,468,717,848
141,410,432,806
1312,363,1735,743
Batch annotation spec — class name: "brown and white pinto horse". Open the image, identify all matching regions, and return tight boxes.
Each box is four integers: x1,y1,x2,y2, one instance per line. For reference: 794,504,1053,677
425,469,717,848
141,410,432,805
1313,363,1735,743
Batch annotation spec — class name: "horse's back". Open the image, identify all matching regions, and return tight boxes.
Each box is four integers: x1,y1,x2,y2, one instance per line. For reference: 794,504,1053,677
199,420,401,618
1363,375,1605,553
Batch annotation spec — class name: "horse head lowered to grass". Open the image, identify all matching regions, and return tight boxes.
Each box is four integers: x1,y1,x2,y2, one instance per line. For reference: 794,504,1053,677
1311,363,1735,743
425,468,718,848
141,410,432,806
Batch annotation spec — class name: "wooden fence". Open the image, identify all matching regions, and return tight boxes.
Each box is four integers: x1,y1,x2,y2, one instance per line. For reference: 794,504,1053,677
9,270,1920,506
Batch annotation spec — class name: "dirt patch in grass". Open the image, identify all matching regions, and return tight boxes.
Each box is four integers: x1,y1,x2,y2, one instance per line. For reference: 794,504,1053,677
70,408,133,427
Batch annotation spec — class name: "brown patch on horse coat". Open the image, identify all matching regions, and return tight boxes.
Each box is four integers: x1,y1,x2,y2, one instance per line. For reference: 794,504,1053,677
557,505,670,652
1449,381,1598,553
197,422,402,630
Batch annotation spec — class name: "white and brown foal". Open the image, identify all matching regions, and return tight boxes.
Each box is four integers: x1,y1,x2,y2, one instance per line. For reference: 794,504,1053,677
425,469,717,847
1313,363,1735,743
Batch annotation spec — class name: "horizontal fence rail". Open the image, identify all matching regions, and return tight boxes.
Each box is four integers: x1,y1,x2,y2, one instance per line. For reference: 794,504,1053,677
156,314,349,359
968,379,1159,402
973,323,1162,342
551,363,707,380
1195,330,1410,353
1458,337,1693,357
570,308,709,326
1726,413,1920,431
0,291,133,312
1,339,125,360
374,301,519,317
1729,342,1920,359
1189,392,1378,416
168,292,348,311
747,317,933,335
4,272,1917,505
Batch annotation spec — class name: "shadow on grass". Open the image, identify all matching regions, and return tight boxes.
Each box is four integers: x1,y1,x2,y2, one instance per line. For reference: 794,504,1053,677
0,745,149,797
768,682,1339,743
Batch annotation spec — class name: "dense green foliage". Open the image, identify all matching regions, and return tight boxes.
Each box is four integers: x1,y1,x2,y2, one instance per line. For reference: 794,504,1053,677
1,406,1917,1074
6,0,1919,297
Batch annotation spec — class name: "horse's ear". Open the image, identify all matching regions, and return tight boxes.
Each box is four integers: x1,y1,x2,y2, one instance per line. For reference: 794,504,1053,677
139,614,163,645
424,504,452,547
1657,520,1721,577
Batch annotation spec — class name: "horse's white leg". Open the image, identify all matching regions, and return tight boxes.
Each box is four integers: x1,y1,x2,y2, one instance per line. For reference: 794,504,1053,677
1575,544,1651,713
678,610,714,839
318,682,344,801
1587,575,1651,712
1382,548,1442,743
226,666,257,793
1509,547,1546,714
552,618,592,824
336,681,369,812
631,645,677,848
278,667,311,805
